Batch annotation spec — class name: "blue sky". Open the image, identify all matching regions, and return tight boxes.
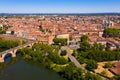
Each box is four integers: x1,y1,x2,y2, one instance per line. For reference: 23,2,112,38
0,0,120,13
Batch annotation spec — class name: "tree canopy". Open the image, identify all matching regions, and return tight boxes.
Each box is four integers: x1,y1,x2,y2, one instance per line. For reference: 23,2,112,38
104,28,120,37
80,35,88,42
17,43,102,80
86,60,98,71
53,38,67,46
0,39,22,52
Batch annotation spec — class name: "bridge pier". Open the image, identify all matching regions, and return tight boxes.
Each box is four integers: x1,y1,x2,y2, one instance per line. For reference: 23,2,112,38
12,54,16,57
12,49,17,58
0,54,4,63
0,58,4,63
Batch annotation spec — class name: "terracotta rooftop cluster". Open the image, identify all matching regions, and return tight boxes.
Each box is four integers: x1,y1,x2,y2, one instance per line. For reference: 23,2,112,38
0,15,120,44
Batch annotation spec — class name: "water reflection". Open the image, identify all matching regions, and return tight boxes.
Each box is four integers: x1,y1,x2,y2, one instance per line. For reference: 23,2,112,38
4,54,12,63
0,57,62,80
0,58,19,70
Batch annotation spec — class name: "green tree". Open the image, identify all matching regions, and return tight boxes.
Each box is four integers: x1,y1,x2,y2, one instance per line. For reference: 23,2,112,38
0,30,6,34
80,41,91,52
53,38,67,46
85,73,102,80
60,63,84,80
72,50,78,58
113,75,120,80
61,50,67,56
81,35,88,42
86,60,98,71
103,62,114,68
92,43,105,51
81,50,120,62
104,28,120,37
0,39,21,52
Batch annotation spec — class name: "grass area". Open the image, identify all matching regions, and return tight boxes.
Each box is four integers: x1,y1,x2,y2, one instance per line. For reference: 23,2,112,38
95,62,114,78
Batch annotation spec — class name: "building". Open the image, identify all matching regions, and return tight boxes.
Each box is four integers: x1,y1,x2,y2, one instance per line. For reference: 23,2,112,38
56,34,69,45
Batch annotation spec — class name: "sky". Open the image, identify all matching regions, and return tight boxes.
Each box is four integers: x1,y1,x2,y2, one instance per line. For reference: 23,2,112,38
0,0,120,13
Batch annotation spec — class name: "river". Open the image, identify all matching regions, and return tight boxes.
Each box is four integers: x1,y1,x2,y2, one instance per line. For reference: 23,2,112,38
0,56,62,80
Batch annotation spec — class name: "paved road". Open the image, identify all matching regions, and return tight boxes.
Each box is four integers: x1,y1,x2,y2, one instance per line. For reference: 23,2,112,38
66,47,88,73
60,46,109,80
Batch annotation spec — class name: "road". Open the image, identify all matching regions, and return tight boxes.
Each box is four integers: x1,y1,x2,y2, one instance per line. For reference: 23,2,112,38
65,46,88,73
59,46,109,80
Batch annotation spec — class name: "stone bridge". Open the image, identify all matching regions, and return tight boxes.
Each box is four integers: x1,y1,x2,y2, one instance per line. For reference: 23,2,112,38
0,41,38,63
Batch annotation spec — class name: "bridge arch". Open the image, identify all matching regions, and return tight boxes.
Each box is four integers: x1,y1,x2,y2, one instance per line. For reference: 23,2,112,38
4,53,12,62
0,41,39,63
3,53,13,59
0,53,13,63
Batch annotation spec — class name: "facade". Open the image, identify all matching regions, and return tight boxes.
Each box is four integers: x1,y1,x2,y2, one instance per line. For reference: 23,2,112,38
37,34,54,45
56,34,69,45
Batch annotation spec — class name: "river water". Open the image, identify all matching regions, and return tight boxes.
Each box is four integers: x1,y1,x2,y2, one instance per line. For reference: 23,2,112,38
0,57,62,80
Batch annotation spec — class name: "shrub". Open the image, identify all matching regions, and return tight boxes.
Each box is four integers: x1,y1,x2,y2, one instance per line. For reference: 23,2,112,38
61,50,67,56
103,62,114,68
86,60,98,71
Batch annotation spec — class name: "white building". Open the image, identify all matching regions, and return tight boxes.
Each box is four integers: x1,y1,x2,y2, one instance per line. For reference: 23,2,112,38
56,34,69,45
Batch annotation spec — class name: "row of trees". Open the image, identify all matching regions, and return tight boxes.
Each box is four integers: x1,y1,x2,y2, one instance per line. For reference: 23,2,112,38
81,50,120,62
59,63,102,80
80,41,105,52
17,43,68,65
73,35,120,72
80,35,105,52
0,39,23,52
103,28,120,37
79,35,120,62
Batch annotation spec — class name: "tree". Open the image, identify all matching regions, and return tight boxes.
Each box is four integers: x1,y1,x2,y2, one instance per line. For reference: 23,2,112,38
24,54,32,60
114,48,120,52
103,62,114,68
104,28,120,37
105,46,110,51
92,43,105,51
115,52,120,61
60,63,84,80
0,39,21,52
53,38,67,46
113,75,120,80
80,41,91,52
72,50,78,58
81,35,88,42
11,31,14,35
61,50,67,56
0,30,6,34
85,73,102,80
86,60,98,71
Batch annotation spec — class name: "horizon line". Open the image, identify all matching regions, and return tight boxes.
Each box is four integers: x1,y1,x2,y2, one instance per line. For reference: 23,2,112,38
0,12,120,14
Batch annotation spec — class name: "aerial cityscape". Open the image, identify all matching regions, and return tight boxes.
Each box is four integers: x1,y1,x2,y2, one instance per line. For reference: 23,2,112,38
0,0,120,80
